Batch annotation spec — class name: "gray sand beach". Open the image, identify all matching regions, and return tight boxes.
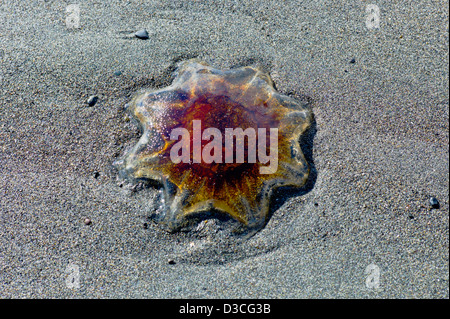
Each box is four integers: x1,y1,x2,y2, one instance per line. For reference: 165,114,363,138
0,0,448,298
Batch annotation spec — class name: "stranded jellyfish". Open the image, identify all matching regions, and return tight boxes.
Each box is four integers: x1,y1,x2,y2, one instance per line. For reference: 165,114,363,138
116,60,313,234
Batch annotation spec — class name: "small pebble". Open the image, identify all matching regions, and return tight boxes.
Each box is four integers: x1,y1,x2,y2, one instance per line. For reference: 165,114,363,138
93,171,100,179
429,197,440,209
86,95,98,107
168,259,176,265
350,58,356,64
84,218,92,225
135,29,149,40
114,70,122,76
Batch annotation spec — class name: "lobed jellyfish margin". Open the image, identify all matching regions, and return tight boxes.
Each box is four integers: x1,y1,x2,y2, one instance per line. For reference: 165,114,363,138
114,59,314,235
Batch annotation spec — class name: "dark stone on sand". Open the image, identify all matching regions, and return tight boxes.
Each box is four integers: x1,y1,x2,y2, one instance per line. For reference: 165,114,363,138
429,197,440,209
86,95,98,106
168,259,176,265
135,29,149,40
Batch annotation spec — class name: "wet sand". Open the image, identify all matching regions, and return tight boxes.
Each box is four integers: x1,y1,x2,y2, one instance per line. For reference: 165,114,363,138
0,0,448,298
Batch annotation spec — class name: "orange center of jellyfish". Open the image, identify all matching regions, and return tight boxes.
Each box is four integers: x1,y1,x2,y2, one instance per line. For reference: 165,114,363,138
156,92,285,193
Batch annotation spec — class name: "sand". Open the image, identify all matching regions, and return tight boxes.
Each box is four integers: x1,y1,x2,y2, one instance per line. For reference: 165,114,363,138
0,0,448,298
